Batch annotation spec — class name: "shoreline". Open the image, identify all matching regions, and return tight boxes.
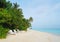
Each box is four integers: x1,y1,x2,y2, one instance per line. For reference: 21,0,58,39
32,29,60,36
0,30,60,42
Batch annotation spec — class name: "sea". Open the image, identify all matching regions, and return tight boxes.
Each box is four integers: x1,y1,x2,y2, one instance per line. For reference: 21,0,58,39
32,28,60,35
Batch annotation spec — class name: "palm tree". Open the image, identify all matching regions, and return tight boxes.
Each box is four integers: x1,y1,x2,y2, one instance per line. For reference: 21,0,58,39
28,17,33,29
6,1,12,9
0,0,6,8
13,3,19,9
29,17,33,22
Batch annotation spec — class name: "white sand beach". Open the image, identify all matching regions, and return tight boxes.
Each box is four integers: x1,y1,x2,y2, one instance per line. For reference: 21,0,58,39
0,30,60,42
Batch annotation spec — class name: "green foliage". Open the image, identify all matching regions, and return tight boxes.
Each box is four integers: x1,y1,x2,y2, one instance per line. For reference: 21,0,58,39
0,0,6,8
29,17,33,22
0,26,9,39
0,0,33,39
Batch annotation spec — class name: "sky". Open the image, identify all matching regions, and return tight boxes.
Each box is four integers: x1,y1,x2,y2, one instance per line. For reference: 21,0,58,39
7,0,60,29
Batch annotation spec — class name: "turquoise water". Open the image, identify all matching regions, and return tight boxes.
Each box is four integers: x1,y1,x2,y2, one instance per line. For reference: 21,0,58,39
32,28,60,35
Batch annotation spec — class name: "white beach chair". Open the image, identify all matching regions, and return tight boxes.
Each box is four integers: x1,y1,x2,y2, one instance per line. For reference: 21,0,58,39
8,30,16,35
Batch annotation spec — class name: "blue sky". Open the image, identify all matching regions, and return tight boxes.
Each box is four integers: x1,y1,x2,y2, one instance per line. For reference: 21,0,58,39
7,0,60,29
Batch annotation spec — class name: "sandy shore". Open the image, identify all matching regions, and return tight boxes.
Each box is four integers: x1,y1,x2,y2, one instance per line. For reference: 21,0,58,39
0,30,60,42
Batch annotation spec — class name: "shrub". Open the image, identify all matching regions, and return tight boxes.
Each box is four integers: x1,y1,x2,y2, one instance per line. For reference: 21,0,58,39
0,26,9,39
